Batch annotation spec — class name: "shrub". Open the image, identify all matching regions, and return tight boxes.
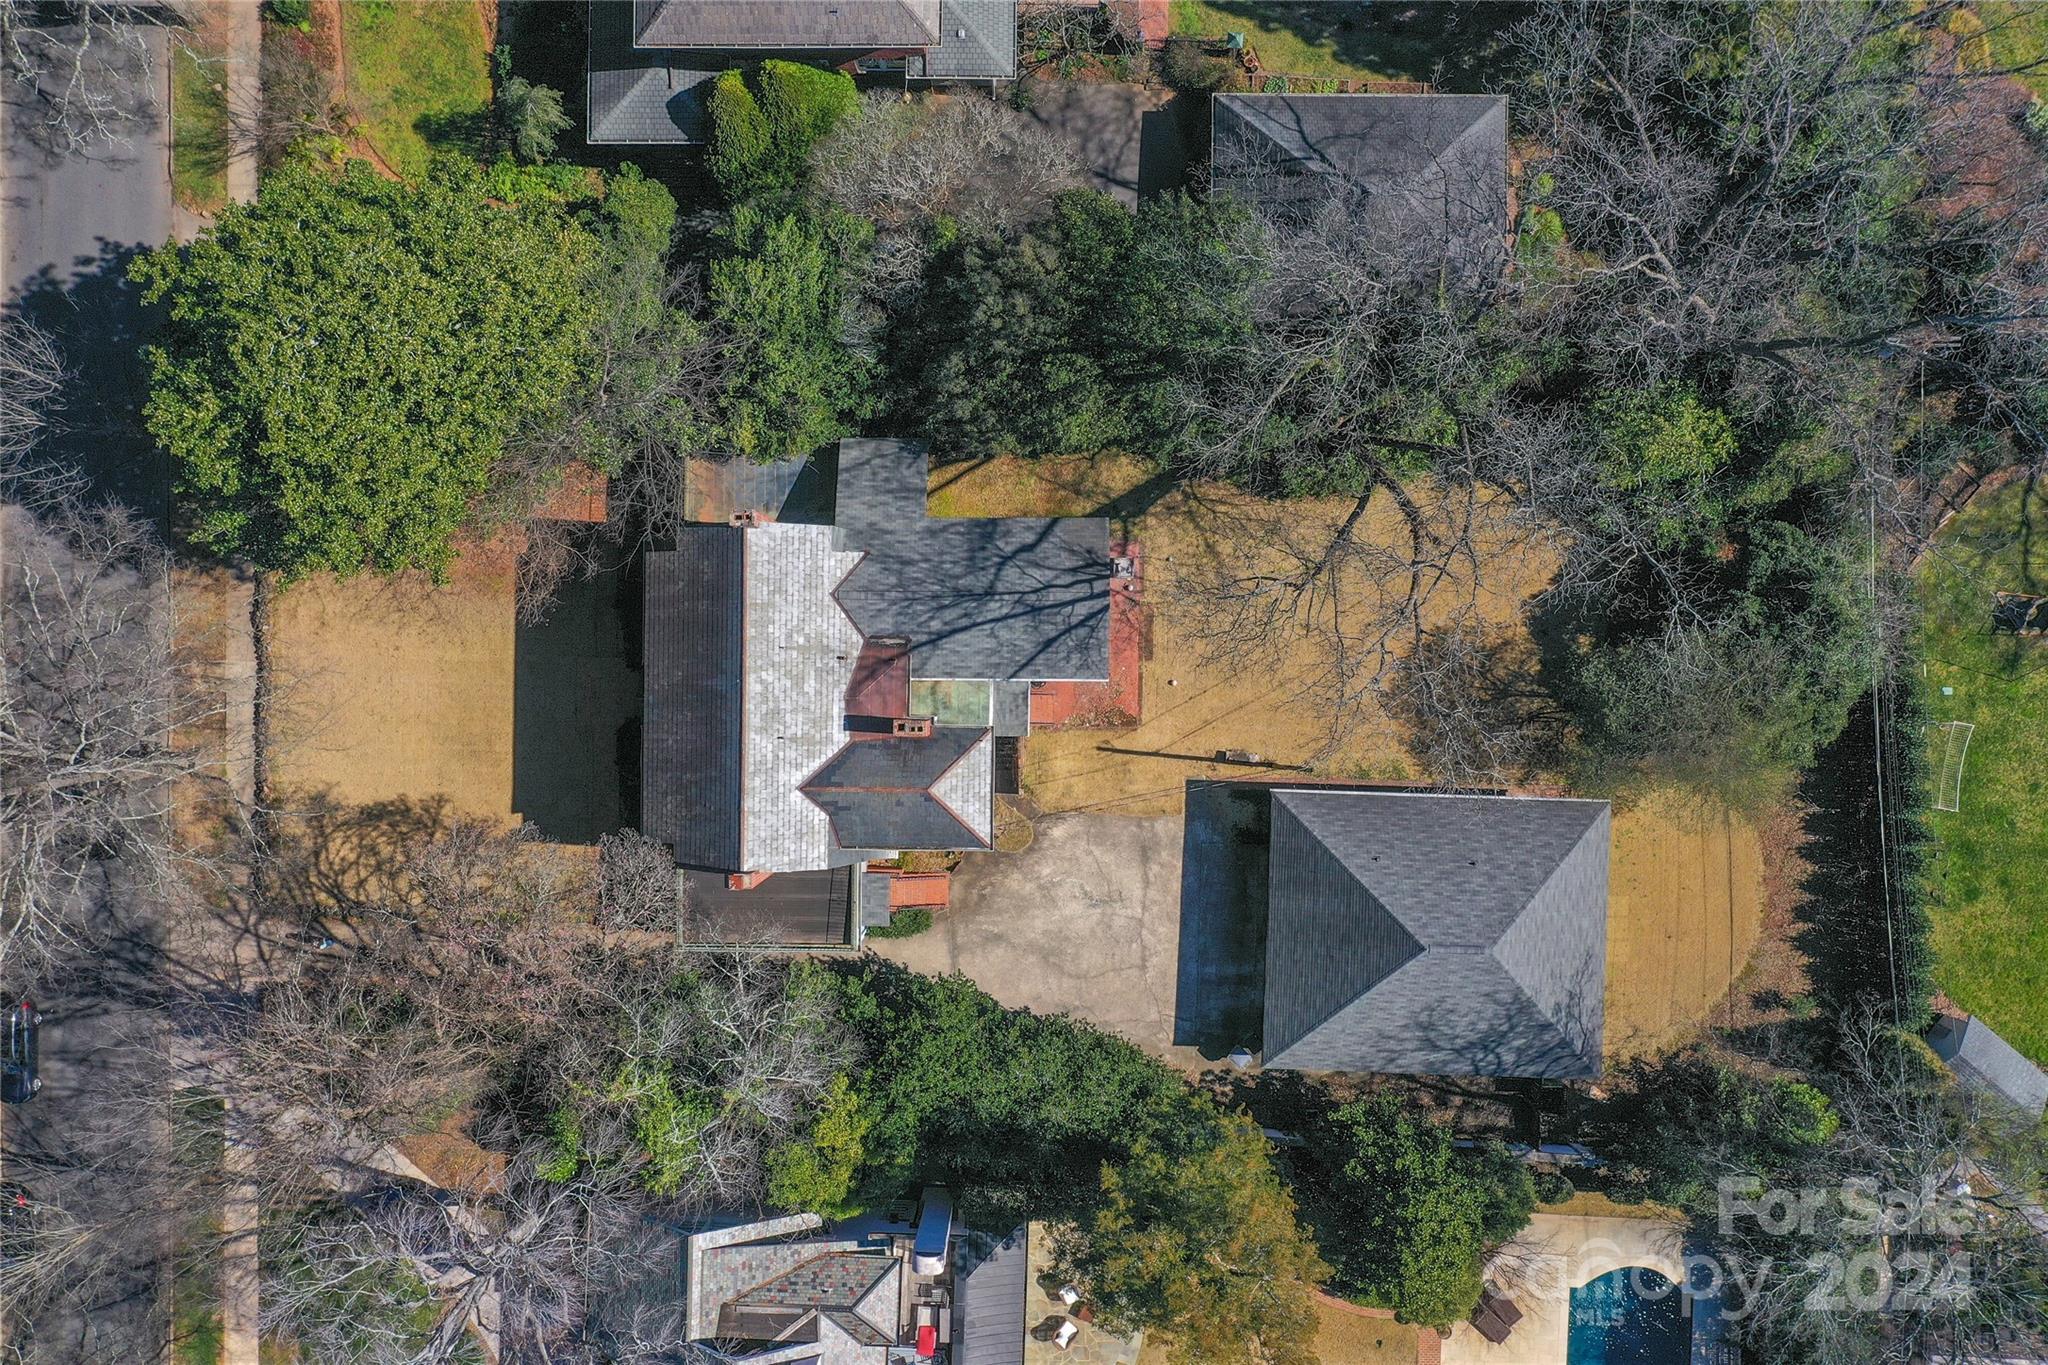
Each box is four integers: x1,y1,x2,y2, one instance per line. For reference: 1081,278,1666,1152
707,69,771,201
1162,40,1229,93
757,59,859,168
864,905,932,939
496,75,571,163
1533,1169,1577,1205
265,0,311,30
766,1075,873,1215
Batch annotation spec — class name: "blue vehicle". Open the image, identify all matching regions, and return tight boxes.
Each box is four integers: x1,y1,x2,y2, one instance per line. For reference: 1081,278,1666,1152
3,999,42,1104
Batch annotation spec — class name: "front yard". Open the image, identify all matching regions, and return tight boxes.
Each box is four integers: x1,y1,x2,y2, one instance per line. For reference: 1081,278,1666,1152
339,0,493,178
1919,473,2048,1061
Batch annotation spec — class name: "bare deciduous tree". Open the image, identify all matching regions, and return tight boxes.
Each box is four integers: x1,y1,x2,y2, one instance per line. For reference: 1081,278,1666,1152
0,497,223,990
0,314,64,471
0,0,161,154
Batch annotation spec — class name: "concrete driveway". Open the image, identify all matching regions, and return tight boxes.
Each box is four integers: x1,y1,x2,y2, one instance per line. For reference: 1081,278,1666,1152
874,812,1208,1066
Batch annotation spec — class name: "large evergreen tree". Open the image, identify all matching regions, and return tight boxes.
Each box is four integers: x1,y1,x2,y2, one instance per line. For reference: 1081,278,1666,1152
134,158,600,578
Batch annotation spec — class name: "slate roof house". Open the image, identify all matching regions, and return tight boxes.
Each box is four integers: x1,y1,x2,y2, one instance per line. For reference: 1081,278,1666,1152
1209,92,1510,282
1261,789,1611,1079
642,439,1110,937
681,1212,930,1363
587,0,1018,144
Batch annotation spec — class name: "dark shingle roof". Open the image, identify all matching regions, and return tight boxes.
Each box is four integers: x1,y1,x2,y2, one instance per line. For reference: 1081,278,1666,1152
1262,790,1610,1079
912,0,1017,78
802,727,993,850
832,438,1110,681
1211,93,1508,280
1927,1014,2048,1118
716,1250,898,1344
953,1226,1028,1365
642,539,744,869
634,0,940,48
587,0,720,145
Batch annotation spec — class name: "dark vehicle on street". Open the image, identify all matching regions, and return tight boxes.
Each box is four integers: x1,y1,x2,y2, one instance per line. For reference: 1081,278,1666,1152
3,1000,42,1103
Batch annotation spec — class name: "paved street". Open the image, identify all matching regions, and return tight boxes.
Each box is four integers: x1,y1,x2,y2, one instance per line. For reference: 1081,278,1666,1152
1,17,176,1363
2,20,173,524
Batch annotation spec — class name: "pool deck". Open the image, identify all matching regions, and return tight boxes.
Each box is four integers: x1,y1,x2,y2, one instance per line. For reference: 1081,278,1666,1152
1443,1213,1687,1365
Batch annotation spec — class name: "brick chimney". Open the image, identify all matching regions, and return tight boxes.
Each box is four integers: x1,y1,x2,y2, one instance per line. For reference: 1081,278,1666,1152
892,716,934,739
726,870,773,891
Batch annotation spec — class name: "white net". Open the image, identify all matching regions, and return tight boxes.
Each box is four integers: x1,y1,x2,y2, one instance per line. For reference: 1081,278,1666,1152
1931,721,1973,813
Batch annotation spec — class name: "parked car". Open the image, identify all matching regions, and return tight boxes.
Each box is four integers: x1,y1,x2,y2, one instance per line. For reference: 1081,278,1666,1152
3,999,42,1103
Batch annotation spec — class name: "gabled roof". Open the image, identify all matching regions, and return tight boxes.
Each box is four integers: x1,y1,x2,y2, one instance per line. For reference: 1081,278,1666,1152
832,439,1111,681
802,727,993,851
912,0,1017,79
587,0,720,145
634,0,940,49
716,1250,899,1345
1211,93,1509,280
1927,1013,2048,1118
1262,790,1610,1078
642,525,863,873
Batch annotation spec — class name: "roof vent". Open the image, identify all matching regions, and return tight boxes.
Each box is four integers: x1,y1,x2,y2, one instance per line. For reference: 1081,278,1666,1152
893,716,935,739
956,26,967,38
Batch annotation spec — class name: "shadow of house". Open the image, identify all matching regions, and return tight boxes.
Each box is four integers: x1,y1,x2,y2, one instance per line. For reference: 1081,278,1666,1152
1023,81,1189,206
1173,780,1271,1057
1175,783,1612,1080
511,537,644,844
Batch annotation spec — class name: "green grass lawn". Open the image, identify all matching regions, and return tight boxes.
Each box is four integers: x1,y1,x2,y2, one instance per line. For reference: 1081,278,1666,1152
170,41,230,213
1919,474,2048,1061
1167,1,1516,91
1975,1,2048,98
340,0,492,179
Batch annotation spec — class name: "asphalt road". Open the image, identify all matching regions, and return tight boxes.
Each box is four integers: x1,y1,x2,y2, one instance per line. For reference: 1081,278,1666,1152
2,20,176,1363
2,20,174,525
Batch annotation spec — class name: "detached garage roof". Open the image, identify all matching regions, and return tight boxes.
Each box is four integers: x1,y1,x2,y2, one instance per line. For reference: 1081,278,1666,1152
1262,790,1610,1078
1211,93,1509,280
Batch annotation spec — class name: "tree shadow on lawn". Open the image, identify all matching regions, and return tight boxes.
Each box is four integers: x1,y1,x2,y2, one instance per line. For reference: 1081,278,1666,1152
1188,1,1528,92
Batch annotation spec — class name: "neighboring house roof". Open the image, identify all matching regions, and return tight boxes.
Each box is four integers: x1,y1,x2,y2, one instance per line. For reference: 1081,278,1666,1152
802,726,994,851
912,0,1017,78
716,1250,900,1346
952,1226,1028,1365
833,438,1111,681
633,0,940,48
587,0,720,144
1927,1013,2048,1118
643,525,863,873
1210,93,1509,280
1262,789,1610,1078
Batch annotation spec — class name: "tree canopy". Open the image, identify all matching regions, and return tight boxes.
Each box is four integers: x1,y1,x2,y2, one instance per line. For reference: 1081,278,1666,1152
134,158,603,578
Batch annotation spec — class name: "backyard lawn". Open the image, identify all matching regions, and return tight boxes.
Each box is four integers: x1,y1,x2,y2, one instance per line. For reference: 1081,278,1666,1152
340,0,492,179
1975,1,2048,97
170,39,230,213
927,455,1767,1058
1168,0,1516,91
1920,474,2048,1061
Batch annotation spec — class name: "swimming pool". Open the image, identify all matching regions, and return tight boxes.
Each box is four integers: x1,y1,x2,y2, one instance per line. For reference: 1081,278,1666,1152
1566,1266,1692,1365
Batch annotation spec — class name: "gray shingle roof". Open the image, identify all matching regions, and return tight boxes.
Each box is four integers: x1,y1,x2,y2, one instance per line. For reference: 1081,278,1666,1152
634,0,940,48
912,0,1017,79
953,1226,1028,1365
1211,93,1509,281
832,439,1111,681
803,727,993,850
642,537,744,869
1927,1014,2048,1118
1262,790,1610,1079
587,0,721,145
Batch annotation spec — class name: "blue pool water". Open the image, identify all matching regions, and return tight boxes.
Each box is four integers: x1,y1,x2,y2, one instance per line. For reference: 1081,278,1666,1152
1566,1267,1692,1365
